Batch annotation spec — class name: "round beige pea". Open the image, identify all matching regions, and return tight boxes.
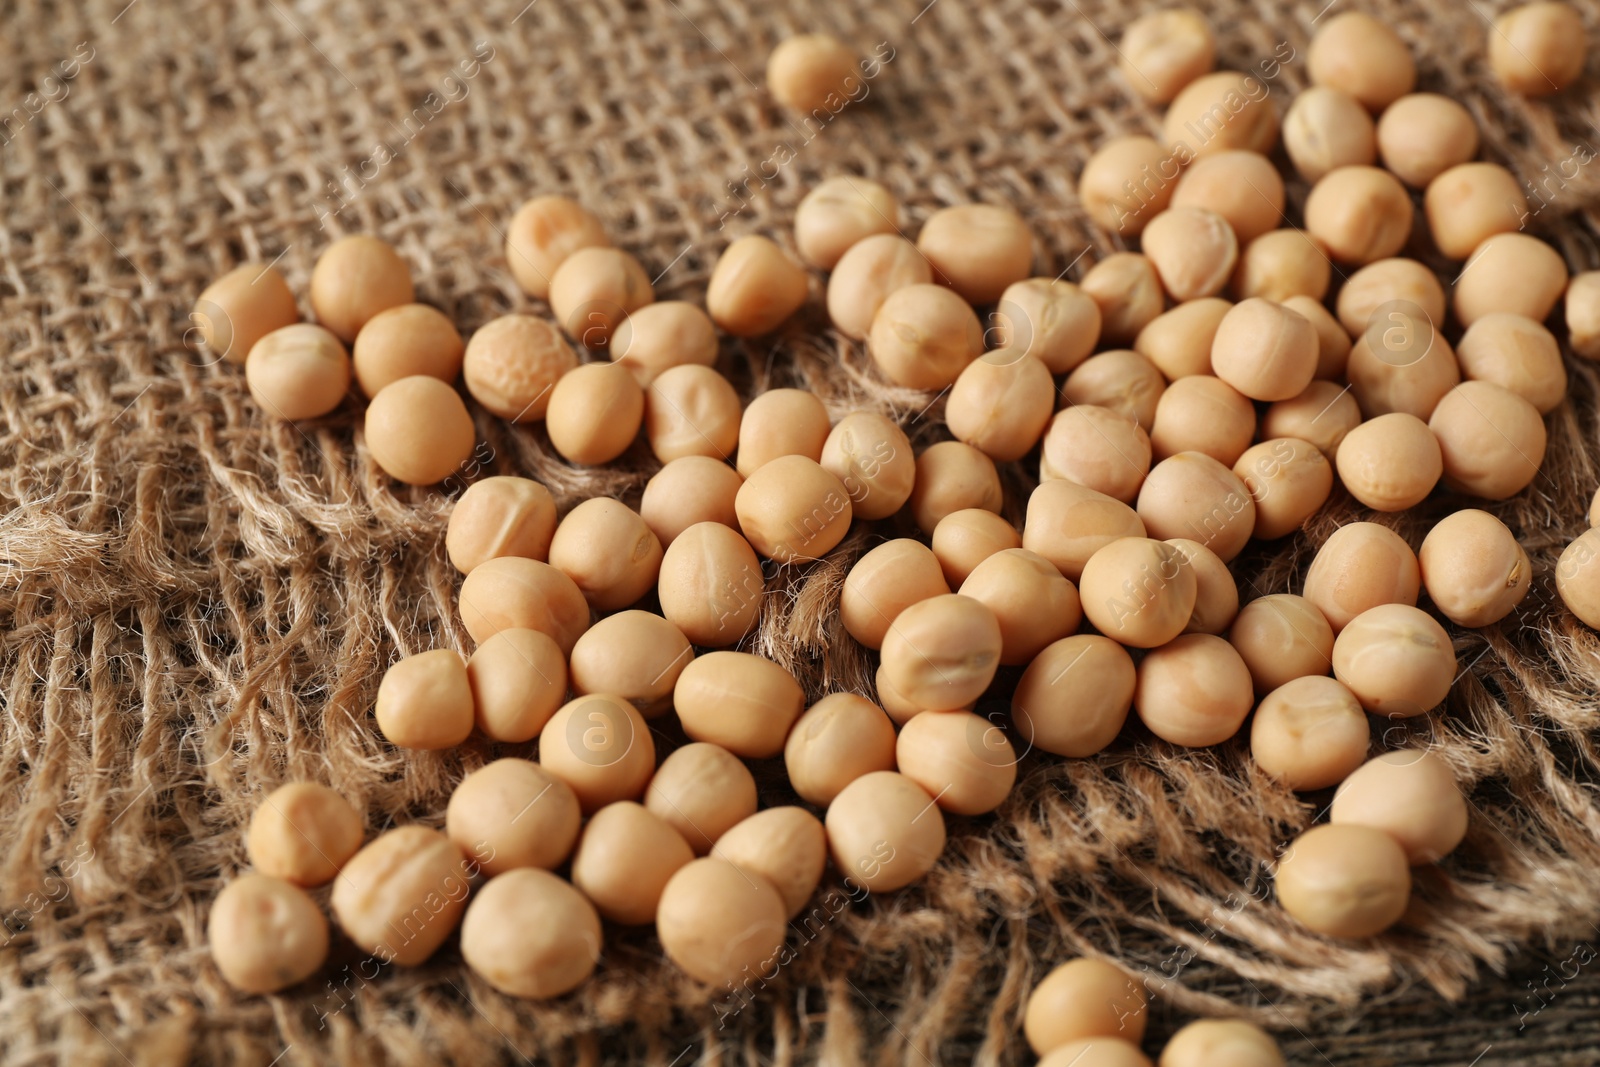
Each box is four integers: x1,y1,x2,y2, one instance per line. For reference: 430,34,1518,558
1275,823,1410,938
1077,136,1179,236
707,235,809,337
796,176,898,270
767,34,861,113
827,234,932,341
931,508,1023,588
374,649,474,751
365,374,476,485
646,743,756,855
657,857,788,986
640,456,743,547
1346,316,1459,422
1135,452,1257,562
1233,438,1333,540
1060,349,1167,431
1419,510,1530,629
1429,381,1547,500
946,350,1055,462
1331,750,1468,863
1012,635,1136,757
1455,313,1567,413
548,497,662,611
459,868,601,999
1171,151,1285,245
1490,2,1587,96
1376,94,1480,188
712,807,827,920
609,301,718,387
446,759,581,875
1149,375,1256,467
1134,633,1254,746
462,314,578,423
909,441,1002,535
1024,957,1147,1054
1141,207,1239,303
1228,594,1335,694
209,874,329,994
784,693,898,805
736,388,830,476
1567,271,1600,359
538,694,656,813
351,303,464,398
1079,537,1197,649
645,363,741,463
880,594,1003,710
1040,405,1152,504
869,283,984,390
1209,298,1317,402
1282,86,1376,183
1282,297,1352,381
567,610,692,717
504,195,608,300
570,801,693,925
330,826,471,966
1118,6,1214,103
1335,258,1445,339
995,278,1102,374
1558,528,1600,628
245,323,351,421
917,203,1034,305
458,556,591,653
1233,230,1331,303
1250,675,1369,791
310,234,414,342
548,246,653,347
825,771,947,892
466,628,568,742
674,651,804,759
1167,537,1238,635
1332,603,1456,717
1425,163,1528,261
959,547,1083,665
840,539,951,649
1334,413,1442,512
1134,298,1229,379
1023,479,1148,581
546,362,645,466
1453,232,1569,327
735,455,853,562
1261,381,1362,459
1307,11,1415,111
1162,70,1280,157
1160,1020,1284,1067
1303,522,1420,632
195,263,299,364
820,411,915,521
657,521,764,648
897,709,1017,816
247,783,363,888
1080,254,1166,345
1304,166,1413,265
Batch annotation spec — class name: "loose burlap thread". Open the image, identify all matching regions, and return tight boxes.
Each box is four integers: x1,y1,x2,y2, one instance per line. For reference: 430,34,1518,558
3,0,1600,1063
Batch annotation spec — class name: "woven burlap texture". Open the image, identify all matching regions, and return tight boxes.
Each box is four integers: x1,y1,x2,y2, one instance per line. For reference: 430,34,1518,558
3,0,1600,1063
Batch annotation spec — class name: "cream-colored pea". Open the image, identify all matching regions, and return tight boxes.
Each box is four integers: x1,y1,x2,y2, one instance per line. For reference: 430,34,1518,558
466,628,568,742
1135,633,1254,746
446,759,581,875
1141,207,1239,303
932,508,1023,588
610,301,718,386
1332,750,1469,863
1081,254,1166,345
1136,452,1256,562
1281,297,1351,381
784,694,898,805
1077,137,1180,236
570,801,693,925
1012,635,1136,757
1024,957,1147,1055
1160,1020,1284,1067
458,556,591,652
1233,231,1331,304
330,826,471,966
538,694,655,813
1061,349,1167,431
310,235,414,342
1134,298,1228,379
826,234,933,341
1424,163,1528,261
1119,7,1215,103
645,363,741,463
364,375,476,485
568,610,693,717
351,304,464,398
960,548,1083,664
641,456,743,547
657,857,788,985
881,594,1003,710
504,195,609,300
1079,537,1198,648
841,539,951,649
1261,381,1362,458
658,521,765,648
796,176,898,270
946,351,1055,461
549,246,654,347
1250,675,1369,791
711,807,827,920
247,783,363,888
868,283,984,390
917,203,1034,305
548,498,662,611
1308,11,1415,110
909,440,1002,534
245,323,351,421
1568,272,1600,359
1210,298,1317,402
674,651,804,758
1491,2,1587,96
1024,479,1148,580
1275,823,1409,938
195,263,300,364
645,742,757,855
546,362,645,466
462,314,577,423
1233,438,1334,540
1162,71,1281,157
1455,313,1566,413
374,649,474,750
1149,375,1255,466
209,874,329,994
735,455,853,562
1345,314,1458,422
736,388,830,477
459,868,601,1000
1303,522,1421,632
1558,528,1600,628
1429,381,1547,500
1334,413,1443,512
820,411,916,521
1376,94,1480,188
767,34,861,112
707,235,809,337
1167,538,1239,635
896,709,1017,816
1304,166,1413,266
1282,86,1377,183
1040,405,1153,504
825,771,947,891
1229,594,1335,693
1171,151,1285,244
1039,1039,1153,1067
1332,603,1456,717
1335,258,1446,338
995,278,1103,374
1453,232,1569,327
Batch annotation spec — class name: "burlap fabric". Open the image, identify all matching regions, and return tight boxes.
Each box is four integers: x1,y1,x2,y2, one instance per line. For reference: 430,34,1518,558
4,0,1600,1063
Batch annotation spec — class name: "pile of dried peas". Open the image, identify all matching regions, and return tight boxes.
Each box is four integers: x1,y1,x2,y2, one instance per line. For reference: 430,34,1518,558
193,3,1600,1061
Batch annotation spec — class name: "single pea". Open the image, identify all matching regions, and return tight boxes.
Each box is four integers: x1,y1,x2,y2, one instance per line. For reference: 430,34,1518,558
1307,11,1415,111
1261,381,1362,458
736,388,830,477
1332,603,1456,717
1424,163,1528,261
946,351,1055,461
309,234,414,342
1345,313,1459,421
330,826,471,966
1162,71,1280,157
546,362,645,466
1159,1019,1284,1067
880,594,1003,710
767,34,861,113
645,363,741,463
641,456,743,547
1141,206,1239,303
1556,528,1600,628
1080,254,1166,345
1233,438,1334,540
609,301,718,386
931,508,1023,588
657,521,765,647
1250,675,1370,791
195,263,299,364
1567,271,1600,359
825,771,947,892
1455,313,1567,413
644,742,757,855
208,873,329,994
917,203,1034,304
445,758,581,875
1149,375,1256,466
1282,86,1376,183
1335,258,1446,338
1281,297,1351,381
569,801,693,925
1490,2,1587,96
795,176,898,270
1136,452,1256,562
707,235,810,337
1331,750,1468,863
459,868,601,999
1233,231,1331,304
504,195,608,300
245,323,351,421
1079,537,1198,649
364,375,476,485
840,539,951,649
657,857,788,986
711,807,827,920
457,556,591,654
1135,634,1254,747
868,283,984,390
908,440,1002,534
959,547,1083,665
466,628,568,742
1118,7,1215,103
1167,537,1239,635
1038,1039,1153,1067
1228,594,1335,694
1419,510,1530,629
1061,349,1167,431
538,694,655,813
1429,381,1547,500
1040,405,1153,504
673,651,805,759
784,694,899,806
1452,232,1569,327
1171,150,1285,244
375,649,474,751
896,709,1017,816
1134,298,1229,379
1303,166,1413,265
461,314,577,423
1077,136,1179,236
1375,94,1480,188
246,782,363,888
351,303,464,398
548,246,654,347
1210,298,1317,402
735,454,853,562
547,497,662,611
1024,957,1147,1055
1012,634,1136,757
1024,479,1149,580
819,411,916,520
1334,412,1443,512
995,278,1103,374
567,609,693,717
1303,522,1421,632
826,234,933,341
1275,823,1410,938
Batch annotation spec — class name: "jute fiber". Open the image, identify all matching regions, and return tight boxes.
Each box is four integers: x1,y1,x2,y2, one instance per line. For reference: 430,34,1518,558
3,0,1600,1063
